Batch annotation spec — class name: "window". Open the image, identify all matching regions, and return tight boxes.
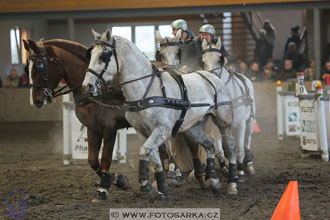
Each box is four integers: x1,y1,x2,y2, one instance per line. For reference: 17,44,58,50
10,27,20,64
158,25,172,38
111,26,132,41
10,27,29,64
135,26,155,60
110,24,171,61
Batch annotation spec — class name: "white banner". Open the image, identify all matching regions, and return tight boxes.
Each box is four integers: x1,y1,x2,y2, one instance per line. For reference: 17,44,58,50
285,96,300,136
299,99,318,151
70,110,103,160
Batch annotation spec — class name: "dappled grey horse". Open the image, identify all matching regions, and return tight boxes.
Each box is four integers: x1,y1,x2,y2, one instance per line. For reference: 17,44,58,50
83,29,238,201
156,32,256,192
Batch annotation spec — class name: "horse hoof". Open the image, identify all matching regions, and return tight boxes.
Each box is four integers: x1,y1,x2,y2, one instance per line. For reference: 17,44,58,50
166,171,178,186
245,162,255,177
238,170,246,183
176,176,186,186
92,188,108,202
115,174,130,190
208,178,222,192
197,176,209,189
153,193,168,203
139,182,154,198
227,182,238,195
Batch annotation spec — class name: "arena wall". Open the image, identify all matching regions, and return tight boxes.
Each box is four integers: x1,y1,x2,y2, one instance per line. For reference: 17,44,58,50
0,81,314,122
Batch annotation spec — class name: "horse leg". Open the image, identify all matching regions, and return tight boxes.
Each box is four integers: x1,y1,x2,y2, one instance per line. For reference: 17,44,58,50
94,128,129,201
158,143,179,185
214,130,229,177
139,128,169,202
87,129,102,177
183,123,221,193
212,108,238,195
183,136,209,189
235,123,247,183
243,117,255,177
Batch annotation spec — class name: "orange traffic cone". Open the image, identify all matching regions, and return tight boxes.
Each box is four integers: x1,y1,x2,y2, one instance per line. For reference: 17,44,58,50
271,181,300,220
253,120,261,133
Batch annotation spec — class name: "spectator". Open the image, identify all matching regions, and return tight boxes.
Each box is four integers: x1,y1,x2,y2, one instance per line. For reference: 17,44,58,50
283,42,305,71
320,60,330,81
246,61,260,81
265,59,280,74
254,29,273,67
238,61,248,75
284,26,301,53
304,59,316,81
278,59,297,80
261,66,277,81
3,68,19,88
262,20,276,48
18,71,29,87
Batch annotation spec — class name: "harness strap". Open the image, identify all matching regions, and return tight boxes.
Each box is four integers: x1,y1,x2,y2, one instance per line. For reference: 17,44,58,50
195,71,218,109
166,68,190,137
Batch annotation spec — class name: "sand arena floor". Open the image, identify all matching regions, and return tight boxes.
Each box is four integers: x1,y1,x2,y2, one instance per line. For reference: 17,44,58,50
0,117,330,220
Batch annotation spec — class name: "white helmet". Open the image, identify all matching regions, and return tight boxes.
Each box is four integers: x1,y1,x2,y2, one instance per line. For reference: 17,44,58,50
171,19,188,31
199,24,216,35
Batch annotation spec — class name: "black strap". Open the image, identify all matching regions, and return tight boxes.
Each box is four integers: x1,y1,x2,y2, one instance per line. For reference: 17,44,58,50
195,71,218,109
166,68,190,137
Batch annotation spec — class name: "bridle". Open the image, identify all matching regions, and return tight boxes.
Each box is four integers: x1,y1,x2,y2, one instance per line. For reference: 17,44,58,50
202,47,225,76
28,46,80,99
86,39,119,88
28,47,63,98
158,39,182,65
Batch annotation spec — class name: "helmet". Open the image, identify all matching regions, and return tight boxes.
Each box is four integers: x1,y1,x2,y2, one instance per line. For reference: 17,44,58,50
199,24,216,35
171,19,188,31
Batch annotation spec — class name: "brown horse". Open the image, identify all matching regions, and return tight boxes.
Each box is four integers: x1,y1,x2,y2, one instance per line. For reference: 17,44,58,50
23,39,134,201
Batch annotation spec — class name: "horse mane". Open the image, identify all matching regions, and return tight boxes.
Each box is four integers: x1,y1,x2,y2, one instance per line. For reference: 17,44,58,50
40,39,89,63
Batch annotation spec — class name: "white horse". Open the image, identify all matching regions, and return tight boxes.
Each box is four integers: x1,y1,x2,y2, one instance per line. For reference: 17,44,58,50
156,31,229,177
155,31,256,181
82,29,238,201
202,38,256,180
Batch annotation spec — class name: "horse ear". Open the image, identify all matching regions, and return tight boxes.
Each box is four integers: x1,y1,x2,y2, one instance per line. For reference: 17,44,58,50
215,37,221,49
28,39,39,52
92,28,102,40
155,30,165,44
105,28,111,42
201,39,208,50
173,30,181,42
23,39,30,51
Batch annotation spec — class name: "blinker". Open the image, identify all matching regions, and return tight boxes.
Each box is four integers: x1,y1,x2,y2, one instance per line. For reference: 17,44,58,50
100,49,112,63
36,59,47,74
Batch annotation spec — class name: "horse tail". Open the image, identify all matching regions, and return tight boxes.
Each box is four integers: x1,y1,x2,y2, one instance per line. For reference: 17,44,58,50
169,134,207,172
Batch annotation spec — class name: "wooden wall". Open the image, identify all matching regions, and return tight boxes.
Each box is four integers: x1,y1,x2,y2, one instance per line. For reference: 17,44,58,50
0,0,322,13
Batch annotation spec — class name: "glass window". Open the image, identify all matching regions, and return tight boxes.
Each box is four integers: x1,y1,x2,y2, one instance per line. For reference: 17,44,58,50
158,25,172,38
111,26,132,41
10,27,20,64
135,26,155,60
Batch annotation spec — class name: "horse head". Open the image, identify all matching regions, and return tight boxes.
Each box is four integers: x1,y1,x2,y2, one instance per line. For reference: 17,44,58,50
23,39,64,108
83,29,119,95
155,30,181,68
201,37,226,72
